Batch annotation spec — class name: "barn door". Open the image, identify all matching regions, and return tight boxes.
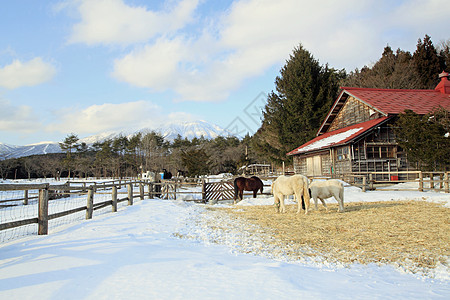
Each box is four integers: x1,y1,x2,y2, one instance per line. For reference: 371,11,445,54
307,157,314,176
313,156,322,176
307,156,322,176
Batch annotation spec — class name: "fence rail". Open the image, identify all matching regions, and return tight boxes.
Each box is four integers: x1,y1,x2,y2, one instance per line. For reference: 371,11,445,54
0,178,241,242
2,172,448,242
334,171,450,193
0,180,150,241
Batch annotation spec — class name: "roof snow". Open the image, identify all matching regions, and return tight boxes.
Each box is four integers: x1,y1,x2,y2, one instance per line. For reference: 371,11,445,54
297,127,363,153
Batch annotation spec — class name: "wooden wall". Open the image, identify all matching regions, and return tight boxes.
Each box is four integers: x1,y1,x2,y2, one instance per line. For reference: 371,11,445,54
329,96,382,131
291,95,420,178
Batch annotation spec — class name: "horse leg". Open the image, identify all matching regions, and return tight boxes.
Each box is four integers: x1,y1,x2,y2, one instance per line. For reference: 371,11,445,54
302,184,310,214
279,195,286,213
273,194,280,213
253,190,257,198
318,197,328,211
339,187,345,212
295,192,303,213
335,195,344,212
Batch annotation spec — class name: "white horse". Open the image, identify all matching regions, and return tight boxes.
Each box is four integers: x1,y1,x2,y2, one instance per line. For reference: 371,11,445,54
309,179,344,212
271,175,311,214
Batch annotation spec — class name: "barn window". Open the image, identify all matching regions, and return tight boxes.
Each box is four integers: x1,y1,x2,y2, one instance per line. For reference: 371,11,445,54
336,147,349,161
366,146,396,159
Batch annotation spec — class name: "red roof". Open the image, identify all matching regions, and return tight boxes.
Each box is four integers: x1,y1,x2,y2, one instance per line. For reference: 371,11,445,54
317,85,450,135
343,87,450,115
293,74,450,155
287,117,389,156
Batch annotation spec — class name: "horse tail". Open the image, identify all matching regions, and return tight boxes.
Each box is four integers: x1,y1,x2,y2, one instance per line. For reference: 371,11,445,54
259,178,264,194
302,177,310,204
233,179,239,200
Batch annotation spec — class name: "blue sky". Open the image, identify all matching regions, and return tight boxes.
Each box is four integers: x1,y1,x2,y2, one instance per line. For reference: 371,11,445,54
0,0,448,145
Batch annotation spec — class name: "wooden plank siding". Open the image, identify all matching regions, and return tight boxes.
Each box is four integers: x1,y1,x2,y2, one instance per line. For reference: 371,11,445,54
328,96,383,132
293,117,413,178
290,77,450,179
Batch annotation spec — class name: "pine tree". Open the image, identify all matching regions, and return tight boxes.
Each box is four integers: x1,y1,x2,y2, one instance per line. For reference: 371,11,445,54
181,148,210,176
413,34,441,89
343,46,420,89
254,44,343,163
59,133,79,178
437,39,450,72
394,109,450,171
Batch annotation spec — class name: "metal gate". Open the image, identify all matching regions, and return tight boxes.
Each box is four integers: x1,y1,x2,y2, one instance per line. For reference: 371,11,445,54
204,181,234,203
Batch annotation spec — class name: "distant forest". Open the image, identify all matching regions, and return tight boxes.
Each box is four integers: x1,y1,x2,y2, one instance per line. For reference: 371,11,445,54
1,35,449,179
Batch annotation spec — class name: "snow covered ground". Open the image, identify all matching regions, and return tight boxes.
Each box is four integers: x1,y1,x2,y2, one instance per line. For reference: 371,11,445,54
0,178,449,299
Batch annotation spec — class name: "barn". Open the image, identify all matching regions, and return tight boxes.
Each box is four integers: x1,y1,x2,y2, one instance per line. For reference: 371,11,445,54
287,71,450,180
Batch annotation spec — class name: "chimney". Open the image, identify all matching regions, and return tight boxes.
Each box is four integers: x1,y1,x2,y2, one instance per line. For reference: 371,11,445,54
435,71,450,94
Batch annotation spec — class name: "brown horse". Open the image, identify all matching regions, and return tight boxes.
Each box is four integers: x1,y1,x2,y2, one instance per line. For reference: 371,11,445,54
233,176,264,203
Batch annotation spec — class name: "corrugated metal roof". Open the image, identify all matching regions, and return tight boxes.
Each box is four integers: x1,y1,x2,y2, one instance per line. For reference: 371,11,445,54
343,87,450,115
287,117,389,156
317,86,450,136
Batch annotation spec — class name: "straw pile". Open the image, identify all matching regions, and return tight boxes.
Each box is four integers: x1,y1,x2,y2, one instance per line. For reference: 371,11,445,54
211,200,449,275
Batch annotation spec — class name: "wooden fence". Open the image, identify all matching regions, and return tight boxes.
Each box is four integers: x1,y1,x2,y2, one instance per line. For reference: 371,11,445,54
202,181,235,203
335,171,450,193
0,178,247,239
0,180,149,236
3,172,446,240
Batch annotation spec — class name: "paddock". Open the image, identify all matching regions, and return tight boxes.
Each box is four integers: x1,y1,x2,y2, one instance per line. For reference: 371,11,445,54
210,200,449,276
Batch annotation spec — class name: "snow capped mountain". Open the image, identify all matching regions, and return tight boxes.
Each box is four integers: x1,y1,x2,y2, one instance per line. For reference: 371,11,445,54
78,132,124,145
155,120,233,141
1,142,62,160
0,121,234,159
0,143,21,158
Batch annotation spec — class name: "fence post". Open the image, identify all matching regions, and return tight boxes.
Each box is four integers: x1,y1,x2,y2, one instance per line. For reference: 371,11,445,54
23,190,29,205
127,183,133,205
202,179,206,203
86,187,94,219
112,186,118,212
362,176,366,192
430,172,435,190
174,179,177,200
444,172,449,193
419,172,423,192
38,187,49,235
369,173,373,190
148,182,153,198
139,182,144,201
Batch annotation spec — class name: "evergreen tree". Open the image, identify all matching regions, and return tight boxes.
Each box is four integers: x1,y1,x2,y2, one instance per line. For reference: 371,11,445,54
413,34,441,89
254,44,343,163
437,39,450,72
181,148,211,177
59,133,79,178
343,46,420,89
394,108,450,171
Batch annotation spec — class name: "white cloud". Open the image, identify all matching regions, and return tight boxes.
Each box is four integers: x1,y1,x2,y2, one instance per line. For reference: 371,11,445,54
76,0,448,102
112,0,373,101
68,0,199,45
46,100,197,135
112,38,188,89
0,58,57,89
0,98,41,133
